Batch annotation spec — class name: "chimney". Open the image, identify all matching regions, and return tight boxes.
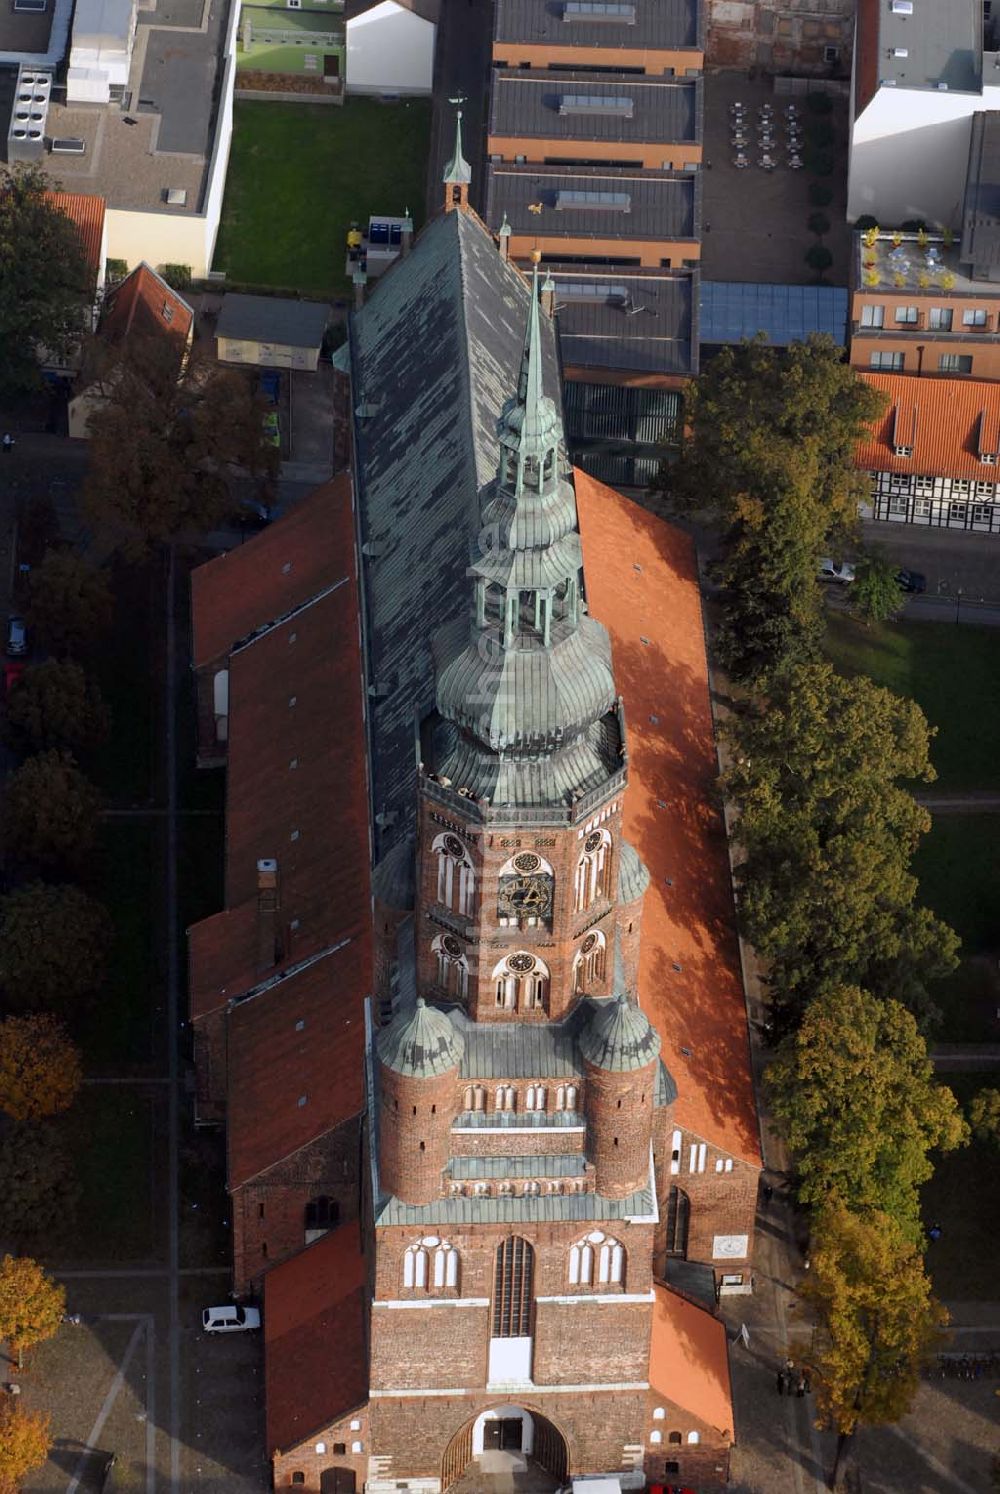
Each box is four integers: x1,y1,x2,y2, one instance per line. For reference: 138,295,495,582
401,212,414,257
256,857,280,972
541,269,556,317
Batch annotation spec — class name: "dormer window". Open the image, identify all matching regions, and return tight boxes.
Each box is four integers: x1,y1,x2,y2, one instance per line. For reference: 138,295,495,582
893,444,913,457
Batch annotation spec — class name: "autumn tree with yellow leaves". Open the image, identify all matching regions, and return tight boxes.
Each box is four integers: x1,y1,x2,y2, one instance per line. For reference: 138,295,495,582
0,1400,51,1494
0,1014,83,1122
0,1256,65,1370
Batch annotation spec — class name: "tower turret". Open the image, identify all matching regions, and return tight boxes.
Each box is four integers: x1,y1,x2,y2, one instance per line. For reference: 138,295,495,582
580,992,660,1199
377,998,463,1205
443,104,472,214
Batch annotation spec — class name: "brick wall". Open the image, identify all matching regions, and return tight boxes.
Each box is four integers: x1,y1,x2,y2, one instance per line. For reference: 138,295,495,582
449,1126,586,1158
584,1056,657,1199
273,1403,368,1492
533,1298,652,1384
192,1008,227,1125
378,1064,459,1205
370,1303,490,1390
653,1126,759,1277
231,1119,362,1294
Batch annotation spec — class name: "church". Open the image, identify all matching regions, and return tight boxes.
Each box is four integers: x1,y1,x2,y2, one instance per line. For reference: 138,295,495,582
188,124,761,1494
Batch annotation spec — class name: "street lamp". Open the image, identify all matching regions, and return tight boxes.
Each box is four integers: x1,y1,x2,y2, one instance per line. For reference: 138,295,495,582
955,585,963,624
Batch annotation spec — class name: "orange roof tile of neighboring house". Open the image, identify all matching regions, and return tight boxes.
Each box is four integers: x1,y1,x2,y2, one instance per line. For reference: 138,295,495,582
265,1220,368,1455
228,936,370,1188
575,471,761,1168
649,1283,734,1436
101,262,193,348
857,371,1000,479
45,191,106,282
191,476,353,667
187,474,372,1181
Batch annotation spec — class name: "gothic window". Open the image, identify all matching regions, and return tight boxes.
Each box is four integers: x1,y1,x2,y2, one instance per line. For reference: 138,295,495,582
525,1085,546,1111
433,1242,459,1289
497,851,555,928
433,833,475,916
555,1083,579,1112
492,952,549,1012
494,1085,516,1112
569,1230,625,1288
493,1236,534,1337
574,828,612,912
403,1243,428,1289
404,1238,458,1292
432,933,470,999
304,1196,339,1236
463,1084,486,1112
665,1186,690,1258
573,929,607,992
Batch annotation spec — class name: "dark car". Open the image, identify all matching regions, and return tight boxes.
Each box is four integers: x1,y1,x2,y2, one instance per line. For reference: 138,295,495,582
896,568,927,594
236,498,272,529
5,616,27,656
259,371,281,406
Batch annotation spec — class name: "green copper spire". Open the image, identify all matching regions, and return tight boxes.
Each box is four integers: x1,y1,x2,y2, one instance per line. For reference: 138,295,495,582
443,107,472,188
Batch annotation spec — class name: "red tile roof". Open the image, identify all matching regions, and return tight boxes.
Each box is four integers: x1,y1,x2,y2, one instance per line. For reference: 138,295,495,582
191,476,353,667
100,263,193,349
45,191,106,282
265,1220,368,1454
188,474,372,1181
576,472,761,1168
228,938,369,1187
649,1283,734,1436
857,371,1000,479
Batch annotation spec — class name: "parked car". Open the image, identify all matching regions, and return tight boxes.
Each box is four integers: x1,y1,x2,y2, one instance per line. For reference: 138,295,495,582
5,616,27,656
259,371,281,406
817,558,855,584
2,661,25,693
262,410,280,448
202,1303,261,1334
896,568,927,594
235,498,272,529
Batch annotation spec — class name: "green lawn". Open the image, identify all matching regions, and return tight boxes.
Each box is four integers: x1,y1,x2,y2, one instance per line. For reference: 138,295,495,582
236,43,341,71
213,97,431,296
823,615,1000,792
923,1074,1000,1300
57,1087,159,1263
73,822,160,1070
912,815,1000,1044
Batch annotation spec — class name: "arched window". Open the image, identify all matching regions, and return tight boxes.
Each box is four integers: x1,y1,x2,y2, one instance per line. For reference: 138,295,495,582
687,1432,700,1446
494,1085,515,1112
574,828,612,912
432,933,469,999
525,1085,546,1111
653,1408,665,1421
572,929,607,993
403,1243,428,1289
432,832,475,916
291,1474,305,1486
433,1242,459,1289
492,952,549,1012
493,1236,534,1337
649,1431,662,1446
666,1187,690,1258
463,1084,486,1112
555,1083,579,1112
304,1196,338,1240
569,1230,625,1288
497,851,555,928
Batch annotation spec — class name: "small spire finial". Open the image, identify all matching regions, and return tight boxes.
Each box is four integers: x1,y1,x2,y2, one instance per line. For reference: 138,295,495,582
443,95,472,206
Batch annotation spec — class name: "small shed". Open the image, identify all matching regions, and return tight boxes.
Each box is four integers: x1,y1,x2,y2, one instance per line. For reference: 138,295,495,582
215,295,331,371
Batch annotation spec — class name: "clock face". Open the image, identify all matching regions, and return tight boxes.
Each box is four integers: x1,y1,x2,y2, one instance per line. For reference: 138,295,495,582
497,873,553,919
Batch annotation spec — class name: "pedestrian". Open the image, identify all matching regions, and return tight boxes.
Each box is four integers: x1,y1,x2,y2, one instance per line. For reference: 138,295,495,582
796,1372,806,1398
762,1182,774,1205
928,1223,942,1242
2,433,13,454
803,1368,812,1395
776,1368,786,1396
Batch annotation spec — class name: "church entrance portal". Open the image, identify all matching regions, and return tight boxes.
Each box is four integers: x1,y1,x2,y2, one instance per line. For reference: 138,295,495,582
442,1407,569,1491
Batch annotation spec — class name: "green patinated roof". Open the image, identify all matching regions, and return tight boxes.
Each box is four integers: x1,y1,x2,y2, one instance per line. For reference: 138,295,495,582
375,1178,654,1227
372,835,415,911
447,1154,587,1179
377,998,464,1078
452,1109,583,1129
579,993,661,1074
618,840,650,904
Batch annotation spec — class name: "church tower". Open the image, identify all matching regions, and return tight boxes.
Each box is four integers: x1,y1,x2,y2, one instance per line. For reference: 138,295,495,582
366,263,677,1493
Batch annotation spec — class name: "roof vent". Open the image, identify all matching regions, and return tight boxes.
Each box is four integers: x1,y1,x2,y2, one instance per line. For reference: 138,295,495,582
165,187,187,206
892,46,909,57
51,137,86,154
890,0,913,13
936,81,949,90
880,78,898,86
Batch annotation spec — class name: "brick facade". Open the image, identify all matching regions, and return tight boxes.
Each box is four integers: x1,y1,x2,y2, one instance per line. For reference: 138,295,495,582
273,1404,369,1492
231,1120,362,1294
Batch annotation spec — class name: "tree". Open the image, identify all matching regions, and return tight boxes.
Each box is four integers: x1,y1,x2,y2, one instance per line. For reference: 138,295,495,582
83,339,279,554
1,750,101,874
657,340,885,682
0,1015,82,1122
804,1201,947,1488
0,165,94,396
767,985,967,1236
850,550,903,625
0,883,113,1013
16,495,60,570
26,550,113,657
806,244,834,273
0,1255,65,1370
723,663,959,1026
0,1401,51,1491
3,659,110,754
968,1088,1000,1146
808,211,832,236
0,1127,79,1247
